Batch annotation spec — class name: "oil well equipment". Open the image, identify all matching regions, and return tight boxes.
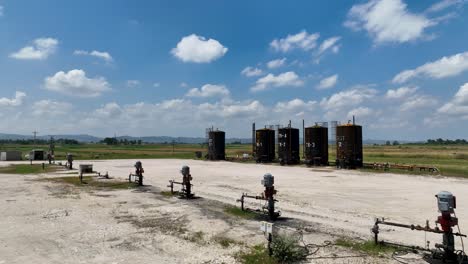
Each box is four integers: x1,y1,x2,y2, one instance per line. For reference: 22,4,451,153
237,173,280,220
167,165,194,199
372,191,467,264
206,128,225,160
128,161,144,186
335,117,363,169
66,153,74,170
304,123,329,166
255,127,276,163
278,122,300,165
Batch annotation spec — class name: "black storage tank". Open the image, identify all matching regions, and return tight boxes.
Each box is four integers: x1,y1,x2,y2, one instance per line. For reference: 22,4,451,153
278,127,300,165
336,124,363,169
255,128,275,163
207,130,225,160
304,125,328,166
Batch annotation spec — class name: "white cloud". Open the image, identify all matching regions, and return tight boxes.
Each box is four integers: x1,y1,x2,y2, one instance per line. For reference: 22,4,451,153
274,99,316,113
153,83,160,88
0,91,26,107
180,82,188,88
317,37,341,55
32,100,72,116
10,38,58,60
427,0,467,13
171,34,228,63
126,80,140,88
400,95,437,111
347,107,374,119
186,84,230,98
393,51,468,83
270,30,319,52
344,0,435,44
44,69,111,97
0,6,4,16
267,58,286,69
94,102,122,118
251,71,304,92
316,74,338,90
74,50,113,62
320,86,377,111
241,66,263,77
437,83,468,117
218,101,265,118
385,86,419,99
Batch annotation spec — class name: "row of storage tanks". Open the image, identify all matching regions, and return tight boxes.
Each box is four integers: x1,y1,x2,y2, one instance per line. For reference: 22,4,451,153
207,122,363,169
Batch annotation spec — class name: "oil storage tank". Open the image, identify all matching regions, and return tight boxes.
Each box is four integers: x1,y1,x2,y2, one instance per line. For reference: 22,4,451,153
336,123,363,169
304,125,328,166
207,130,225,160
255,128,275,163
278,126,300,165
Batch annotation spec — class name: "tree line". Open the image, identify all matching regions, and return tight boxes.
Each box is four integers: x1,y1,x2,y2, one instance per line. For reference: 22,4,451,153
426,138,468,145
101,137,142,145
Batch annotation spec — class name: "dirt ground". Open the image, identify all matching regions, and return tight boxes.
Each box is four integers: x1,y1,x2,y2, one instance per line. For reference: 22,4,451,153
2,159,467,263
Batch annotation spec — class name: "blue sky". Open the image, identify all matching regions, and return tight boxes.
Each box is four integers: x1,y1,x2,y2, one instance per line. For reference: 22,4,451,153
0,0,467,140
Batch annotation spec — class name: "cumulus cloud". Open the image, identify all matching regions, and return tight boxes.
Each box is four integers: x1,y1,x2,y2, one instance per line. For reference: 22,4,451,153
94,102,122,118
270,30,319,52
241,66,263,77
344,0,435,44
316,74,338,90
274,99,316,113
251,71,304,92
320,86,377,111
393,51,468,83
437,83,468,118
186,84,230,98
400,95,438,111
0,91,26,107
385,86,419,99
10,38,58,60
171,34,228,63
347,107,374,119
44,69,111,97
74,50,113,62
267,58,286,69
32,100,72,116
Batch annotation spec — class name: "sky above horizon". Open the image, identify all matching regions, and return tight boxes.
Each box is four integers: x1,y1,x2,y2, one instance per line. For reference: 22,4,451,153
0,0,467,140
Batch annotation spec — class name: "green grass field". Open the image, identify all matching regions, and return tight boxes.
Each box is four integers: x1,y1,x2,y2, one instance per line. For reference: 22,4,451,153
0,143,467,178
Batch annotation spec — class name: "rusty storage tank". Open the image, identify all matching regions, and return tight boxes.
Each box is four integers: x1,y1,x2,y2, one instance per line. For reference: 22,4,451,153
278,126,300,165
255,128,275,163
304,125,328,166
207,130,225,160
335,123,363,169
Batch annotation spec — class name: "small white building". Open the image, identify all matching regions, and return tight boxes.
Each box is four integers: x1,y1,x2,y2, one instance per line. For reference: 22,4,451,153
0,151,22,161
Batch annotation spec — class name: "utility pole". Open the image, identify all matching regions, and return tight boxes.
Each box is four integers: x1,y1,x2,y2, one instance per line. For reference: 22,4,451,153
32,131,39,146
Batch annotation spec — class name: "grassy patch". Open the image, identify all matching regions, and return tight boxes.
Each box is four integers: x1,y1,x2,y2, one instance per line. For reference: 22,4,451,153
160,191,177,197
214,235,239,248
0,164,62,174
224,206,258,219
237,245,277,264
117,214,188,236
335,238,397,256
39,176,138,190
185,231,205,244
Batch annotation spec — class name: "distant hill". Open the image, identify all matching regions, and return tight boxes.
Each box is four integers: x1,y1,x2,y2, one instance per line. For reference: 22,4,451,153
0,133,101,143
